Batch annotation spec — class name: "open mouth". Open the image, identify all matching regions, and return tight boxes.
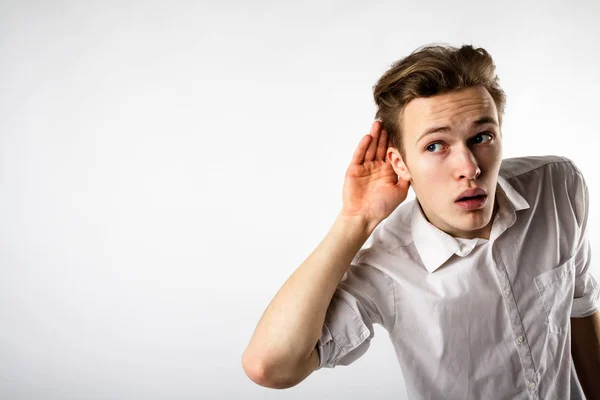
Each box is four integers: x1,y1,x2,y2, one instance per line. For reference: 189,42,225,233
457,194,487,202
455,194,487,210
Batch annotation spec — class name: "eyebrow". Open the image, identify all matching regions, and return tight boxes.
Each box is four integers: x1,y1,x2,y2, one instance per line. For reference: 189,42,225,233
416,116,498,144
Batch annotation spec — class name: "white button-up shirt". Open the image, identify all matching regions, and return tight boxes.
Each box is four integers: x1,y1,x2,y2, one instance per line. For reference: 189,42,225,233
316,155,600,400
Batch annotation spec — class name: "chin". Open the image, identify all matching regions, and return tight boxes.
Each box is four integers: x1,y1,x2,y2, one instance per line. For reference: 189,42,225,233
452,215,491,233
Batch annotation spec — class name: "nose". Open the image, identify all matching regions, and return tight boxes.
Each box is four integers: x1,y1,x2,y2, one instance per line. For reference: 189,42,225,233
454,146,481,180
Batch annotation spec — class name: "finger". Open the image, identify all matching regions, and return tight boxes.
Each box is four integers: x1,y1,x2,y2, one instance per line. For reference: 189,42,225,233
351,134,372,165
376,129,388,161
364,121,380,162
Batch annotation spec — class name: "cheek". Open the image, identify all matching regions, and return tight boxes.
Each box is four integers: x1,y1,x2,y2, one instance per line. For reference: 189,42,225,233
411,165,449,200
415,159,449,184
476,150,502,173
476,142,502,159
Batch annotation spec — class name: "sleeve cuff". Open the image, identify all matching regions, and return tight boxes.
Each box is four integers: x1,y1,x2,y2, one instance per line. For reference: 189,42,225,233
571,278,600,318
315,289,374,369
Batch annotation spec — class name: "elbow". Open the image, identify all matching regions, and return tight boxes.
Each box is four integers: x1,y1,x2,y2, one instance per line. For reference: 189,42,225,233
241,351,271,387
241,349,305,389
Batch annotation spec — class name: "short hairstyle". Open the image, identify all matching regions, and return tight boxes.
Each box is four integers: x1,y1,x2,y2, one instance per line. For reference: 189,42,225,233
373,43,507,159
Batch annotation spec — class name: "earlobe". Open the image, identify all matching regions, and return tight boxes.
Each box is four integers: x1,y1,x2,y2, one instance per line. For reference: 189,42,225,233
398,162,412,181
387,150,412,181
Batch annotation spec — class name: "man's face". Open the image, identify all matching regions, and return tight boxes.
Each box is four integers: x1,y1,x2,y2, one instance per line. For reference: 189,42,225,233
387,86,502,239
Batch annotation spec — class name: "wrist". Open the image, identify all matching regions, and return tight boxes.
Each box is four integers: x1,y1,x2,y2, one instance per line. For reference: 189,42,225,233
335,212,379,238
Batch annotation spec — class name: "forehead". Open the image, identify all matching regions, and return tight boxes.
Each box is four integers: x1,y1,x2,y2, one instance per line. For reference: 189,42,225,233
402,86,497,138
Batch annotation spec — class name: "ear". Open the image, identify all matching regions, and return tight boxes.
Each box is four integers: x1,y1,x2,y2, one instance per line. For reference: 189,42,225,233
387,147,412,181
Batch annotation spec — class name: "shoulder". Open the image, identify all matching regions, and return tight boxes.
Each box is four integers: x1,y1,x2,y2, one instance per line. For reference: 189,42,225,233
500,155,588,223
500,155,585,192
499,155,580,180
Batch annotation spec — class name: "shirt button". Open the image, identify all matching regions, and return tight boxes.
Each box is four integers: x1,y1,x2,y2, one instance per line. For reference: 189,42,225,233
504,288,510,295
528,381,536,390
516,335,524,344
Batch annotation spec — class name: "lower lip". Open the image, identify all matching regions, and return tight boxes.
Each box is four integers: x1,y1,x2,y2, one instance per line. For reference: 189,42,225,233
455,196,487,210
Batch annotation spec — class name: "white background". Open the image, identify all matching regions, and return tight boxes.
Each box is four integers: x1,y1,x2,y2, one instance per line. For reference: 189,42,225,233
1,1,599,399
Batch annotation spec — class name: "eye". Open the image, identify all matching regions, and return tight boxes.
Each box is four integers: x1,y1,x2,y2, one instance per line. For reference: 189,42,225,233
425,142,444,153
471,132,493,145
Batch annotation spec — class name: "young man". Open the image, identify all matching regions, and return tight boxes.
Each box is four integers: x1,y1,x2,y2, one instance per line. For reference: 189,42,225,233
242,44,600,399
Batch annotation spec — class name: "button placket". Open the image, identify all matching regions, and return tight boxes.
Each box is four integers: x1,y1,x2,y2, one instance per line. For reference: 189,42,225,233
492,246,539,399
516,335,524,344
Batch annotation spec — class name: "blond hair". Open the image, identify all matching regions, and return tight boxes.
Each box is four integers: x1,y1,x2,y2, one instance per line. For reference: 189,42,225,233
373,43,506,158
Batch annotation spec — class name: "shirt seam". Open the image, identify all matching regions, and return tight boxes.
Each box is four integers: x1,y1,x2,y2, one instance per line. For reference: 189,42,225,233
340,268,388,327
334,293,371,346
321,330,345,368
354,252,403,331
355,241,415,263
329,334,344,366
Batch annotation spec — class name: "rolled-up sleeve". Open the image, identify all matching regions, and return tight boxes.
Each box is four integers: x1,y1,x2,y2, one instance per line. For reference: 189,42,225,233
571,238,599,318
315,259,395,369
568,162,600,318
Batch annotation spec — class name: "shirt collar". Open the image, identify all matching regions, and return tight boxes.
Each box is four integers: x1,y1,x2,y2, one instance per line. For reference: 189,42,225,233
411,175,530,273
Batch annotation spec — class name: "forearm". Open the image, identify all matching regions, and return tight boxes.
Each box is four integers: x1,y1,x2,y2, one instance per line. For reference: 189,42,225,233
571,310,600,400
242,212,376,377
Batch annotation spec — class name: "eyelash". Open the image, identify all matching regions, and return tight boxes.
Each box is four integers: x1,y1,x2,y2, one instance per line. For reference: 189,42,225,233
425,132,494,153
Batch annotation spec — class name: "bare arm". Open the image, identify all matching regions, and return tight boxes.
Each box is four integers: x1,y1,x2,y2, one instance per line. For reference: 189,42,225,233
242,212,375,388
571,310,600,400
242,121,410,388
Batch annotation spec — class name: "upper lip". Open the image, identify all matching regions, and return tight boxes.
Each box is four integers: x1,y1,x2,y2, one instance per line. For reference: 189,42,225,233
455,187,487,201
